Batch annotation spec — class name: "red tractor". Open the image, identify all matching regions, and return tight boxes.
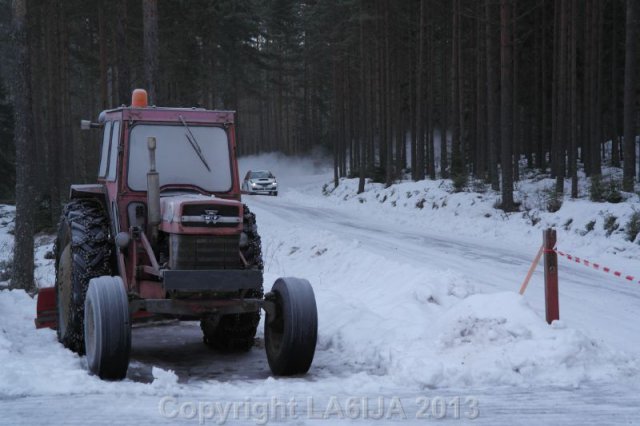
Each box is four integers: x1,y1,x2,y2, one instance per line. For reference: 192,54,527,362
36,89,318,380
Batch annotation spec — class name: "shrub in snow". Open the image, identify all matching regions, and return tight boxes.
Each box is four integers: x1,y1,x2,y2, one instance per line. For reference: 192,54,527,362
590,174,624,203
605,177,624,203
450,155,467,193
543,187,562,213
563,218,573,230
603,214,619,236
625,211,640,242
589,175,605,202
368,165,387,184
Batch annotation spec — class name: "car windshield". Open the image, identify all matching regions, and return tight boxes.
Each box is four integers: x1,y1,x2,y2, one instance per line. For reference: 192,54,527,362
250,171,273,179
128,124,232,192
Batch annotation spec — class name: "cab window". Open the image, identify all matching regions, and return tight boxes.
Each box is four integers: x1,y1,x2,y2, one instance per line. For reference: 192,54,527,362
98,121,113,178
106,121,121,181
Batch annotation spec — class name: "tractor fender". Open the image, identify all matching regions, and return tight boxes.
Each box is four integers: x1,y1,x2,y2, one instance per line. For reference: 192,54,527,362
69,184,108,207
67,184,119,283
70,184,107,200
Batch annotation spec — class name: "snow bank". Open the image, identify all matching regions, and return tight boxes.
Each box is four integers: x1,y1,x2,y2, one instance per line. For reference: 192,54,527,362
0,289,191,398
0,289,103,397
256,219,639,390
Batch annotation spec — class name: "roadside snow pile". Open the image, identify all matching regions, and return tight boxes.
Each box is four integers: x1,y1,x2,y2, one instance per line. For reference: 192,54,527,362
433,292,636,387
0,289,102,397
0,289,189,398
256,214,639,390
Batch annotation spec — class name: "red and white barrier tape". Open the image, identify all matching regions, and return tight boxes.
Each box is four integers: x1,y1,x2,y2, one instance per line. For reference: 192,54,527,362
555,249,637,283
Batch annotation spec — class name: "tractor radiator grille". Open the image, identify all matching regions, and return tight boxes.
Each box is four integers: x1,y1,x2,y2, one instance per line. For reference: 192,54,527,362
169,234,241,270
181,204,240,228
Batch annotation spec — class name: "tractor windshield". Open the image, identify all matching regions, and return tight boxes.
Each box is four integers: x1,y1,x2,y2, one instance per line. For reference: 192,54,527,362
128,124,232,192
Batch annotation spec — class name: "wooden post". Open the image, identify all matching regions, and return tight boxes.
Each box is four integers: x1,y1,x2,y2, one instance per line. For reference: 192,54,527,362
543,228,559,324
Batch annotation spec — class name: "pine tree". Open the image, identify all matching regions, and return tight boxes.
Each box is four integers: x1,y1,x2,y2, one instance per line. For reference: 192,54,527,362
10,0,36,292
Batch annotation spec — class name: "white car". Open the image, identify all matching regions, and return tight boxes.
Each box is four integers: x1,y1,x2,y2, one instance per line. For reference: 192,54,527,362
242,170,278,196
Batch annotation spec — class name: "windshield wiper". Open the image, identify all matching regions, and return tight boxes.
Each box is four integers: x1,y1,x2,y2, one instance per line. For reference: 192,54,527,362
178,114,211,172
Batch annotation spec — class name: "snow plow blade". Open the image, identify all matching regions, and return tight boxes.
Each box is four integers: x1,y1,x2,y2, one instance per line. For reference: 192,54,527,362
35,287,57,329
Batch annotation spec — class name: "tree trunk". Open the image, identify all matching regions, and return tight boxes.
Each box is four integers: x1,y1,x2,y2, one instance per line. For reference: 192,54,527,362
414,0,425,181
476,0,486,180
500,0,515,210
358,0,366,194
570,0,578,198
427,11,436,180
451,0,462,178
99,0,108,109
441,14,449,179
623,0,638,190
512,0,520,183
486,0,500,190
10,0,36,292
583,0,592,175
591,0,603,176
115,0,130,105
556,0,568,195
142,0,159,103
610,0,620,168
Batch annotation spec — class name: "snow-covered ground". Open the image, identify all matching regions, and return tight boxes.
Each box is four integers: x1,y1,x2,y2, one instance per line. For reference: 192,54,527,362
1,156,640,425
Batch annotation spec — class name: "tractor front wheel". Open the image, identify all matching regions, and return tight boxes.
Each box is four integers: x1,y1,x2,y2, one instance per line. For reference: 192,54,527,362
264,277,317,376
84,276,131,380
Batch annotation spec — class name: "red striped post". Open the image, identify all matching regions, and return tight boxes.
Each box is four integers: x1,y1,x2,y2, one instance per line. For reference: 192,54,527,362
543,228,559,324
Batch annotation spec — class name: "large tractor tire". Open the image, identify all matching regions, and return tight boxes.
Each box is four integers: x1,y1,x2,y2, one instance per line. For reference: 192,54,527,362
200,204,264,351
84,276,131,380
265,277,318,376
55,199,112,354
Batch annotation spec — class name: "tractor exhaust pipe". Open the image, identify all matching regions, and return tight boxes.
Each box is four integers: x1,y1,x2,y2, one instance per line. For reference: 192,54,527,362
147,136,161,246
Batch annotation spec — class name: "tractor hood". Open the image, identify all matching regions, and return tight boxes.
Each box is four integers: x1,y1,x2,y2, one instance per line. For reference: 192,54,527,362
159,194,242,233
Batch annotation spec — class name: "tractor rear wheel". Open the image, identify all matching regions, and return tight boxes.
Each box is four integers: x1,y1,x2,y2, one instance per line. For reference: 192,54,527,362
265,277,318,376
84,276,131,380
55,199,112,354
200,204,263,351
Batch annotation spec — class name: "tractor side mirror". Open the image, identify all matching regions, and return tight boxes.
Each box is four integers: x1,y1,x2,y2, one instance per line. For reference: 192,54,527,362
80,120,103,130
